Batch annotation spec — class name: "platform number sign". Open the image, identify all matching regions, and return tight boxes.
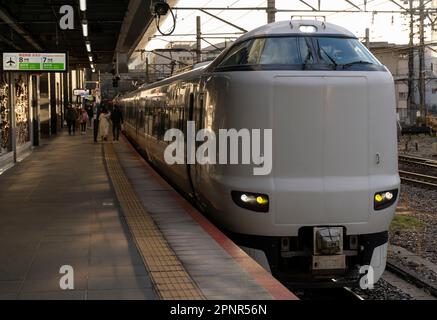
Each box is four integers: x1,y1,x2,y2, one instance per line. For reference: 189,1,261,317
2,53,67,72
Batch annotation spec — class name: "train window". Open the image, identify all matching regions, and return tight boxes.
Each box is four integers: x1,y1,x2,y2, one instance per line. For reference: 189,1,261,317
215,36,385,71
218,40,253,67
314,37,381,67
247,38,266,64
259,37,301,65
188,93,194,120
152,109,160,138
299,37,313,64
217,37,302,68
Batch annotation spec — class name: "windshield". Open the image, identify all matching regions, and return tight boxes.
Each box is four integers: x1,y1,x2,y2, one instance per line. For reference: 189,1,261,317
315,37,381,66
218,37,304,67
215,36,384,71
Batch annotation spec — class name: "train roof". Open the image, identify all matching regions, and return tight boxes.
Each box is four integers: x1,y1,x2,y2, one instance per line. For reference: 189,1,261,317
123,63,210,96
237,20,356,43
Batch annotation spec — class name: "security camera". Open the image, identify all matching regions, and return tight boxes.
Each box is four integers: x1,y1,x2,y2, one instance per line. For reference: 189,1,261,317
151,0,170,17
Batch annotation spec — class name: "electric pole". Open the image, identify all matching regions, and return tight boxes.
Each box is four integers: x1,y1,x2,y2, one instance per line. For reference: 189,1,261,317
196,16,202,63
408,0,415,111
267,0,276,23
365,28,370,48
418,0,426,123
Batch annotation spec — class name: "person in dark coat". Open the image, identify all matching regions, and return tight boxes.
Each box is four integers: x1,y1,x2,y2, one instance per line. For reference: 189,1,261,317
93,104,102,143
66,105,77,135
111,105,124,141
86,104,94,127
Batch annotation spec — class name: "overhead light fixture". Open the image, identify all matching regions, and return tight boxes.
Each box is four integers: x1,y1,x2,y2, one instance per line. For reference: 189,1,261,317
82,20,88,37
85,41,91,52
80,0,87,11
88,55,93,62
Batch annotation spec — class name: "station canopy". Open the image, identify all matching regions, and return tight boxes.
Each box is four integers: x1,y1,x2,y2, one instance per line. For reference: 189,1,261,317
0,0,156,68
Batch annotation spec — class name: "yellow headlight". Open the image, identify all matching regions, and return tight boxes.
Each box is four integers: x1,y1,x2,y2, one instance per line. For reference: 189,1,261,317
256,196,269,205
375,194,384,203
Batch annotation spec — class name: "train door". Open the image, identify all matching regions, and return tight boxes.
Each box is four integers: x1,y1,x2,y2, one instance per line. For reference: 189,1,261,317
188,84,207,208
135,97,139,137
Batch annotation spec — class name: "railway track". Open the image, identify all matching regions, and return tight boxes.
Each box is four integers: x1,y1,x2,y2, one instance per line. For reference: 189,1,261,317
399,170,437,190
386,262,437,298
289,287,365,301
399,155,437,169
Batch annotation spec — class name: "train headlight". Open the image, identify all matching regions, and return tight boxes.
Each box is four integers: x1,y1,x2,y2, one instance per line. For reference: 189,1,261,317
257,196,269,205
241,194,255,203
299,25,317,33
374,189,398,211
232,191,269,213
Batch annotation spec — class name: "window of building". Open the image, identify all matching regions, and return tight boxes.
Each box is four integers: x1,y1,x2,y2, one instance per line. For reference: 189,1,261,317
399,92,408,100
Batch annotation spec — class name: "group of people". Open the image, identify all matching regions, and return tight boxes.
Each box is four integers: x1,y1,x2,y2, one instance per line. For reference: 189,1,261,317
65,104,92,136
65,102,124,143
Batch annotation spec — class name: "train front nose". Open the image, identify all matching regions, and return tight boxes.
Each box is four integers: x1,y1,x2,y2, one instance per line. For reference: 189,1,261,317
272,74,372,227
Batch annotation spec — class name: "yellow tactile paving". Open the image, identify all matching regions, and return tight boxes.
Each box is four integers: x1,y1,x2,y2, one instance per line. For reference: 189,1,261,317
104,143,205,300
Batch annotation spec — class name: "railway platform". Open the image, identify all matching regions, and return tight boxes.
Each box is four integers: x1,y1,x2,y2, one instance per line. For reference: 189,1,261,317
0,130,296,300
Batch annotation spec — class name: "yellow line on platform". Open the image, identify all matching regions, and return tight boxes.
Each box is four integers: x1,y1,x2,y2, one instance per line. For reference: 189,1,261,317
104,143,205,300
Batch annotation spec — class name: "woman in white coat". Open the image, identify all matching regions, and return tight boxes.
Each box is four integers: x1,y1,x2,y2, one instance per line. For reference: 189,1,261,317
99,109,111,141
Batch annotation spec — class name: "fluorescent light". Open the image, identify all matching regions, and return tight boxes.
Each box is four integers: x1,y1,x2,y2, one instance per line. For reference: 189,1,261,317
82,20,88,37
85,41,91,52
88,55,93,62
80,0,87,11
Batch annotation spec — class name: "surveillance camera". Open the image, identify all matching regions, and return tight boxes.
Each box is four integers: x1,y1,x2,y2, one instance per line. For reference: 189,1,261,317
151,0,169,17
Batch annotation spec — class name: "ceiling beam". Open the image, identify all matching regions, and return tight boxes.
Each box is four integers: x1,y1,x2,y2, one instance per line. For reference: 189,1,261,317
0,7,44,51
299,0,317,11
344,0,361,11
0,34,22,50
389,0,408,11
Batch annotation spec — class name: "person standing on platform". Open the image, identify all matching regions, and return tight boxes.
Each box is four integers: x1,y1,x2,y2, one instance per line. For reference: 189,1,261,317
66,105,77,136
86,104,94,128
75,105,81,133
80,108,89,134
111,105,124,142
93,104,101,143
99,108,111,141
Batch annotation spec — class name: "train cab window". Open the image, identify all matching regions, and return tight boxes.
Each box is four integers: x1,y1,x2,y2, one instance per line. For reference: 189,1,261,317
218,40,253,67
299,37,313,64
259,37,300,65
215,36,385,71
314,37,381,69
216,37,303,70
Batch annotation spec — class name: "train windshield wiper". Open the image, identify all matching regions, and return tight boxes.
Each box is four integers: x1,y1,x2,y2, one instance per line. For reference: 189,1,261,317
316,40,337,69
342,60,373,69
302,51,313,70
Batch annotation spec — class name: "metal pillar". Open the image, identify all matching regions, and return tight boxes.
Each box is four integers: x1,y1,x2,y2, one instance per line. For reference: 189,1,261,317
365,28,370,48
267,0,276,23
50,73,57,135
146,57,150,83
418,0,426,122
32,75,40,147
8,73,16,163
408,0,415,111
196,16,202,63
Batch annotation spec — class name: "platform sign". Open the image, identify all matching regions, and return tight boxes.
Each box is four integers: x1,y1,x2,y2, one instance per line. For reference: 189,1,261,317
2,52,67,72
73,89,90,96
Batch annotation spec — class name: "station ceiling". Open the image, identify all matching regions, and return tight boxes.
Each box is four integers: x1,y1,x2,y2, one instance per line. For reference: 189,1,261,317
0,0,154,68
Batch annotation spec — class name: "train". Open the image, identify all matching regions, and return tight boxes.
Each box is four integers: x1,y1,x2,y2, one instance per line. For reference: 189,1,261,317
117,20,400,287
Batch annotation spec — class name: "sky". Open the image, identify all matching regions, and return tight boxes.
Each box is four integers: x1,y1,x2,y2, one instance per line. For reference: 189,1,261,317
144,0,436,52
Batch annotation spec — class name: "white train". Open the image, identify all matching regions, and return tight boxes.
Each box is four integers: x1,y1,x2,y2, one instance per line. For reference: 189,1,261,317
117,20,400,287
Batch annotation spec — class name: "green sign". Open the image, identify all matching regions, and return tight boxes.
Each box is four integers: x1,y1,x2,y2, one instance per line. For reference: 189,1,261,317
3,53,67,72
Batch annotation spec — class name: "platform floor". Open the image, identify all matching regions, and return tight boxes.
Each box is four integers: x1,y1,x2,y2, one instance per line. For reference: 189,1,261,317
0,130,296,300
